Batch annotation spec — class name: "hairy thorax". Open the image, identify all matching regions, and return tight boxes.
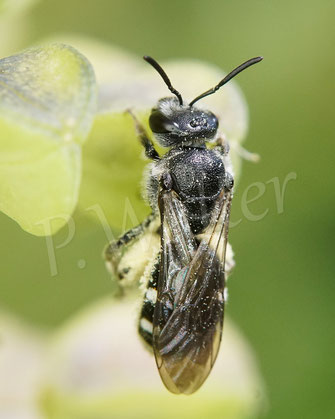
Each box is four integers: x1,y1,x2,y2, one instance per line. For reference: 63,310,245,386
165,146,225,234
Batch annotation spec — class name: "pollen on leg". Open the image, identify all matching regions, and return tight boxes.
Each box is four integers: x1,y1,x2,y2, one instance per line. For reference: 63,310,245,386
140,318,153,334
145,287,157,304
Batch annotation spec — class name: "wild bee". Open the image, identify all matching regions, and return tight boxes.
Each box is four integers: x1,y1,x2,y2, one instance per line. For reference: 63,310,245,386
105,55,262,394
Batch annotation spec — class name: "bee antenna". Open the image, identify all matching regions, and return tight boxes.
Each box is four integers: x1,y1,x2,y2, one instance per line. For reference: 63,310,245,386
143,56,183,106
189,56,263,107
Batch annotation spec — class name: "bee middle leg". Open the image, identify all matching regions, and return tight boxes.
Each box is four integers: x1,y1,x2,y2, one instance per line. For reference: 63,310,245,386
105,213,160,285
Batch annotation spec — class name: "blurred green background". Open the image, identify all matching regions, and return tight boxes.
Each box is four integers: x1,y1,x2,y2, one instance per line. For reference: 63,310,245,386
0,0,334,418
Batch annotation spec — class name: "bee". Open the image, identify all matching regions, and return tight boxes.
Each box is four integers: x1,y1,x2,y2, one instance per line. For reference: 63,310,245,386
105,55,262,394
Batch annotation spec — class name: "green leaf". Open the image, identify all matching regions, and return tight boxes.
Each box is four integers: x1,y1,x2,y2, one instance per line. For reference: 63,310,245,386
78,111,151,233
0,43,96,236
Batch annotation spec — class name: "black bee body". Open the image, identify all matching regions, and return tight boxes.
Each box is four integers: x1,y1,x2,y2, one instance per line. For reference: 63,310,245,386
105,55,262,394
164,145,226,234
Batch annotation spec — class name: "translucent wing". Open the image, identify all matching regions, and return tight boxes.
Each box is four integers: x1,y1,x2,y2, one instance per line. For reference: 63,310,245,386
153,188,232,394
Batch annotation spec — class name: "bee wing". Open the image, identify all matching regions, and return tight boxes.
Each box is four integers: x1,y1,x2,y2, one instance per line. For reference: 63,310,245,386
153,188,232,394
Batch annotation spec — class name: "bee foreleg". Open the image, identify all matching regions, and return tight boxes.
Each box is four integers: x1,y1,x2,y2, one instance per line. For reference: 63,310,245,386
127,110,160,161
212,135,235,191
216,133,260,163
214,134,230,156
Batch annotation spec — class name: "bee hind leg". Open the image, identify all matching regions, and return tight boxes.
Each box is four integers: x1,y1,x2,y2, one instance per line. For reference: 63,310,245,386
138,255,160,349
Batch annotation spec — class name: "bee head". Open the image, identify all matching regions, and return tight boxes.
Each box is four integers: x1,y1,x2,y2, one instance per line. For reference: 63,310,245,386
149,97,218,147
143,55,263,148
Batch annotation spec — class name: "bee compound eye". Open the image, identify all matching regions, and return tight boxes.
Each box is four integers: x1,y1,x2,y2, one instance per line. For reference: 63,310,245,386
149,110,170,134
